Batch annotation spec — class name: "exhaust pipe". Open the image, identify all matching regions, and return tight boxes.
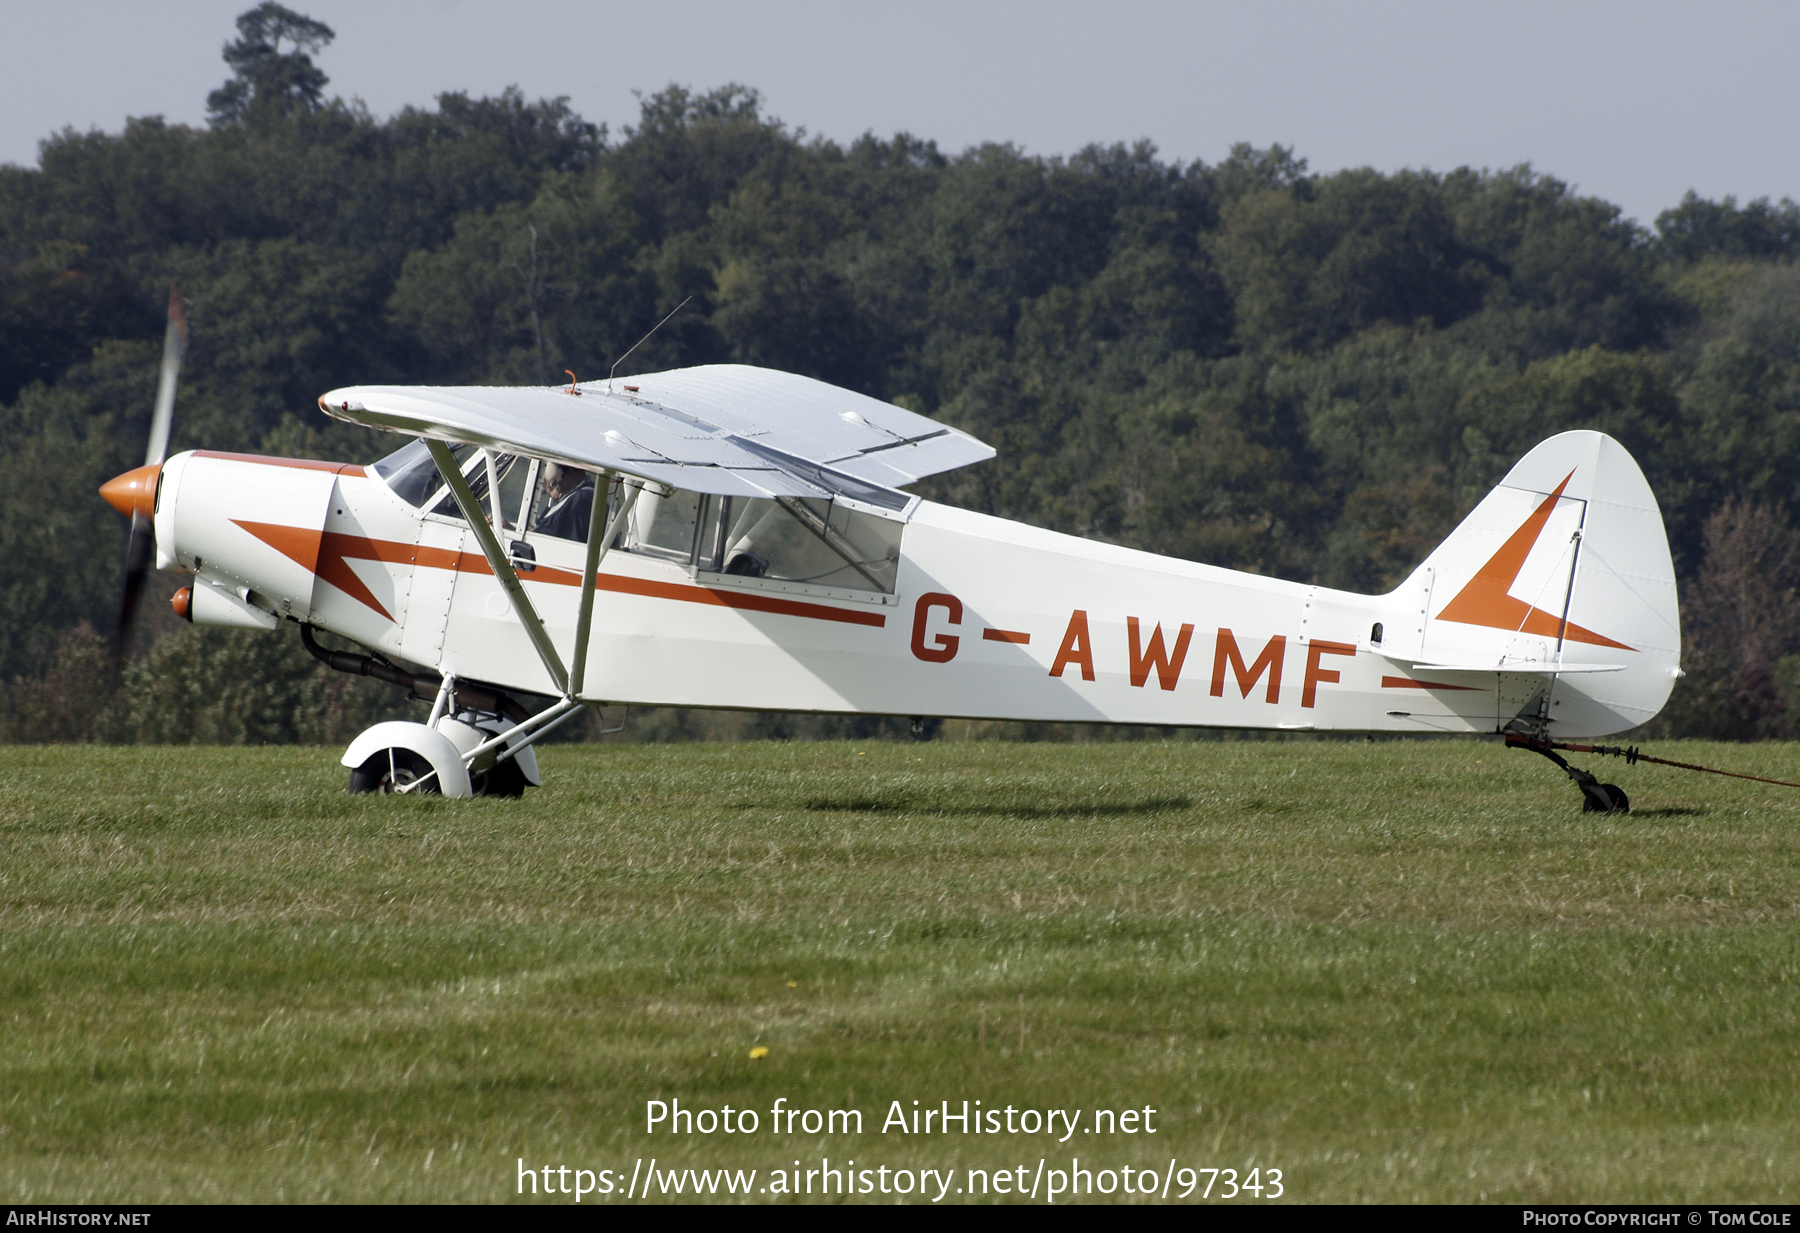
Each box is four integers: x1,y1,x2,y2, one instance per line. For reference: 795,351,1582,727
300,624,530,723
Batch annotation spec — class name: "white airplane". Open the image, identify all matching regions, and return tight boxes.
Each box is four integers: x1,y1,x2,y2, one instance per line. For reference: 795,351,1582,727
100,306,1681,809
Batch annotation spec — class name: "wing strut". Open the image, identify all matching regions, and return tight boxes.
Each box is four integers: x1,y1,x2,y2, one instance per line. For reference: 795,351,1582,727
571,474,643,698
427,440,569,695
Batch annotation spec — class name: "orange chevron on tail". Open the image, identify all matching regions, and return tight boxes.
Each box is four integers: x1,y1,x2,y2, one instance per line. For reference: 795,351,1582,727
1433,471,1634,651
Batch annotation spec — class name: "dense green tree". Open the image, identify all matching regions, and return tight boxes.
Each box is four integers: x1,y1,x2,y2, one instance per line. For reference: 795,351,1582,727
0,342,158,676
206,2,336,127
1651,501,1800,741
1214,168,1490,353
3,4,1797,740
1656,191,1800,264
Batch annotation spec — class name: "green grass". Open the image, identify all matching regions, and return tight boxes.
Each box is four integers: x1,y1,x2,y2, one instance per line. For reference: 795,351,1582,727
2,738,1798,1203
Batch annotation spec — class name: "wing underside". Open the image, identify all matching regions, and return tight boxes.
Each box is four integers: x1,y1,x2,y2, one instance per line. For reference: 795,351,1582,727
319,364,994,506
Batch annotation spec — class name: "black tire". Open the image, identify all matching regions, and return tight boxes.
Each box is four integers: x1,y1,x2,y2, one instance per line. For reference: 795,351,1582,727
473,757,529,799
1581,782,1629,814
348,748,442,795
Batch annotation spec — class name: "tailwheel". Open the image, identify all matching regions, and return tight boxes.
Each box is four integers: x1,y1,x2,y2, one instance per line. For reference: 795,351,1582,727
1582,783,1630,814
1509,734,1630,814
349,748,441,795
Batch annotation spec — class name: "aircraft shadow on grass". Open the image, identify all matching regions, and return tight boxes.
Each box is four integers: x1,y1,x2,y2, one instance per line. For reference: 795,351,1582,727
798,794,1192,818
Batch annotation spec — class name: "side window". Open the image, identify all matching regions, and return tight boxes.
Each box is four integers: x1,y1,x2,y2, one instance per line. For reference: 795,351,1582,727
501,468,904,592
493,455,532,532
529,463,597,544
621,486,702,563
695,495,901,594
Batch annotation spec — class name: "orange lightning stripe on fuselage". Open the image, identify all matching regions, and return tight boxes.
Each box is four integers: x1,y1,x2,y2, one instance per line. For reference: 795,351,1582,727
1432,471,1634,651
231,521,887,628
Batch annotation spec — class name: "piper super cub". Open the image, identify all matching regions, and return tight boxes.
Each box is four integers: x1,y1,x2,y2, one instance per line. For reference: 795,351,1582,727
100,299,1681,808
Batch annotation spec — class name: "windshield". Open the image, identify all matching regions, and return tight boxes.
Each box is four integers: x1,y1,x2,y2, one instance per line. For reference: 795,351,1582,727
371,438,525,526
371,439,450,507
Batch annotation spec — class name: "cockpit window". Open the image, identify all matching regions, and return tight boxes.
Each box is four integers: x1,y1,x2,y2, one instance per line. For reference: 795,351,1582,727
372,438,524,527
372,439,449,507
426,451,524,526
531,464,598,543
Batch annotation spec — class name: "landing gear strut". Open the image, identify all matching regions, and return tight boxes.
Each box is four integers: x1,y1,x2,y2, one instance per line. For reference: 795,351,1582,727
1506,734,1630,814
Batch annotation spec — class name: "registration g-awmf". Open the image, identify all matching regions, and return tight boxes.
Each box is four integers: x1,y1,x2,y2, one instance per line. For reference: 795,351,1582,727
100,303,1679,807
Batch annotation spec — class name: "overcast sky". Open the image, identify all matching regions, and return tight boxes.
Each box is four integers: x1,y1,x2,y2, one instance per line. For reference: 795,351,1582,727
5,0,1796,227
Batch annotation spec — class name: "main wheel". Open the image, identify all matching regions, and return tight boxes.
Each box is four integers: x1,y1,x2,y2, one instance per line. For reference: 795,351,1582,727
472,756,529,799
348,748,442,795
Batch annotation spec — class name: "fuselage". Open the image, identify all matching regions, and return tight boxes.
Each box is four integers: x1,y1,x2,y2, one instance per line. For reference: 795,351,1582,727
145,440,1675,739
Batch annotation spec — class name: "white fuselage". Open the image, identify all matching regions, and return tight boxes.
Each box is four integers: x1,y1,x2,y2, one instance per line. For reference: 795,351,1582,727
153,442,1676,740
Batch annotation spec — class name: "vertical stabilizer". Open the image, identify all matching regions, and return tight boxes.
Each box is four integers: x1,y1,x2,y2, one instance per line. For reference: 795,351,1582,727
1399,431,1680,736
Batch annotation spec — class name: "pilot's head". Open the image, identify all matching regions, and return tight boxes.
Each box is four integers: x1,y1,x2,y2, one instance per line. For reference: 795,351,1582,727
544,464,588,501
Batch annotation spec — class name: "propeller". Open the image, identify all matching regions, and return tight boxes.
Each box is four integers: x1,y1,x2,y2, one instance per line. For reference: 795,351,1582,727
101,284,187,660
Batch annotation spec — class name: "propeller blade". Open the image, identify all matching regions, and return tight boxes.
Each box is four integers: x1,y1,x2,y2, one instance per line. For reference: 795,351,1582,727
145,284,187,467
114,283,187,660
116,512,156,655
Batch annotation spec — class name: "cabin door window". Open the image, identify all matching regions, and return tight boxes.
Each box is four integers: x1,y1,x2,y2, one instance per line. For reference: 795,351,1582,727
693,495,902,595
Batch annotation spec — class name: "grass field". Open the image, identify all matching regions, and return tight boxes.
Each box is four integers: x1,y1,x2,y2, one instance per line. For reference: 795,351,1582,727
2,737,1797,1204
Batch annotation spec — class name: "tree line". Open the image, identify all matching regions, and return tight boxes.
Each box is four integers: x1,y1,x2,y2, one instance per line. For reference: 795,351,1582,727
4,3,1799,743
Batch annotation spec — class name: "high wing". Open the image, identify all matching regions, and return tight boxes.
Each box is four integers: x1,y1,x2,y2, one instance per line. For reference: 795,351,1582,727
318,364,994,506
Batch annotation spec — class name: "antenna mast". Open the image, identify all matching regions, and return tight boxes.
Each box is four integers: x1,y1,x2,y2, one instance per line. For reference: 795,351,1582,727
607,296,692,392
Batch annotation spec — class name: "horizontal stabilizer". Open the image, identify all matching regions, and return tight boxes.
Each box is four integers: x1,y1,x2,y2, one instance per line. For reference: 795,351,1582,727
1408,662,1626,675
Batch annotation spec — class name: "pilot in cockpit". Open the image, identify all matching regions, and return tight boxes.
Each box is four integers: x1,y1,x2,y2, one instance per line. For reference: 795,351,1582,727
535,463,595,542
